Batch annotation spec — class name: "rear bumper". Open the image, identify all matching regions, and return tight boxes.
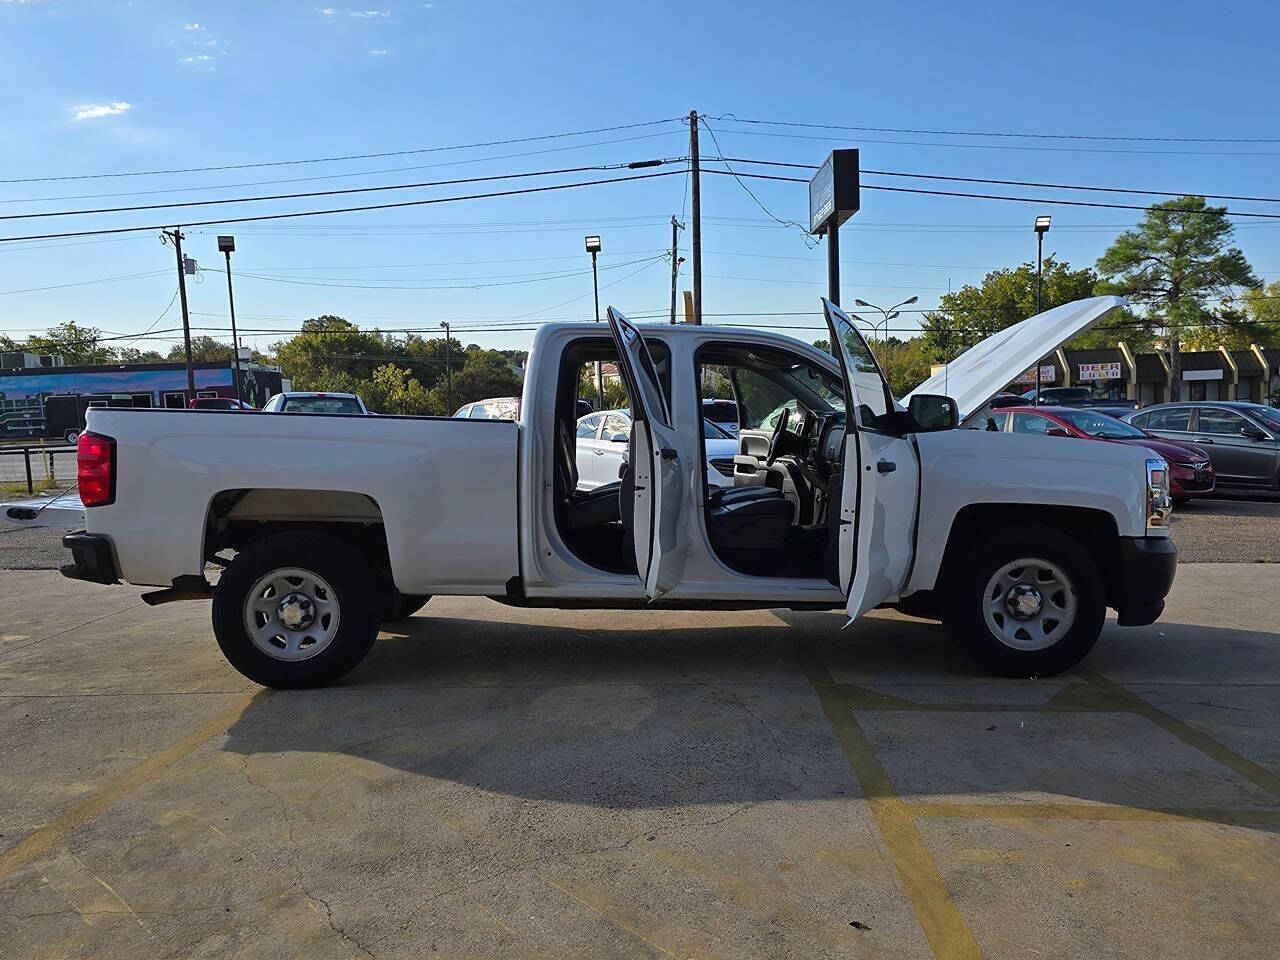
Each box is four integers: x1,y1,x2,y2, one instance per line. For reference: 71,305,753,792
60,532,120,585
1113,535,1177,626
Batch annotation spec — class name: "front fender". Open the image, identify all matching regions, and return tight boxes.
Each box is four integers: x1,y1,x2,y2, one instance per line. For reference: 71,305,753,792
907,429,1152,594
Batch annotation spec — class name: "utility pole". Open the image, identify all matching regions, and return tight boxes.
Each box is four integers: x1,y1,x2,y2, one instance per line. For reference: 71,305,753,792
668,216,683,324
162,227,196,395
439,321,452,413
688,110,702,325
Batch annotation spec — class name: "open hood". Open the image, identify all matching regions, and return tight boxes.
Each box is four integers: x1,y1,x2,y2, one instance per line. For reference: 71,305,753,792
904,295,1126,418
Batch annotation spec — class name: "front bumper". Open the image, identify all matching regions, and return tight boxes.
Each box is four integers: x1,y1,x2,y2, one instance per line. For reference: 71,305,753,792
1170,463,1215,497
60,532,120,585
1113,535,1177,626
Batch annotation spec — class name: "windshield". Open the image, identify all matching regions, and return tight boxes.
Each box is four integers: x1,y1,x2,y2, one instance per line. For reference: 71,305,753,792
703,417,732,439
702,400,737,424
281,396,363,414
1055,409,1145,439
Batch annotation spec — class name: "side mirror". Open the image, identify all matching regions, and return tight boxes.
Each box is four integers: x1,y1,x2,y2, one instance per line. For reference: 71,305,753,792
1046,426,1072,438
608,433,629,443
1241,426,1269,441
907,394,958,432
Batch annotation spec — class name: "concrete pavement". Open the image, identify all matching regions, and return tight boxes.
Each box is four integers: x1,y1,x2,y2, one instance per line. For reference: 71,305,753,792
0,565,1277,959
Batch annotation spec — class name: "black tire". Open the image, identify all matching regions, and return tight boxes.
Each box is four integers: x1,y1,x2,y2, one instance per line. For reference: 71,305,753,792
381,591,431,622
1172,496,1190,507
65,429,81,445
941,523,1106,678
211,532,378,688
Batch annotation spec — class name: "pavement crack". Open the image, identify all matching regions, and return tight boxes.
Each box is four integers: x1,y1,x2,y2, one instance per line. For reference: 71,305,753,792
239,750,375,959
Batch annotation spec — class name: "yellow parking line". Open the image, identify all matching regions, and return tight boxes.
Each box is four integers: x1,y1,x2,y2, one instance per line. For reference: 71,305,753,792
1077,668,1280,799
904,801,1280,826
0,690,265,882
801,654,984,960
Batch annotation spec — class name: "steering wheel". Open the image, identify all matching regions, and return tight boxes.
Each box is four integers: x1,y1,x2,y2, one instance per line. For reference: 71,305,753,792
765,408,790,466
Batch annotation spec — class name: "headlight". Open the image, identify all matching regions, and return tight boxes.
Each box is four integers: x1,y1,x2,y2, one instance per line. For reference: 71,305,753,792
1146,458,1171,532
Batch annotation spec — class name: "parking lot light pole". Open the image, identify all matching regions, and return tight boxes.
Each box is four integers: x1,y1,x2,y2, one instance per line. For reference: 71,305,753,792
1034,215,1052,405
853,296,918,365
217,236,242,402
440,321,452,414
585,235,605,407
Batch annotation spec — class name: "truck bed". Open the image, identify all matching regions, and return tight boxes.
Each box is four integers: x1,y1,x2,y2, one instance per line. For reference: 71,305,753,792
82,408,520,594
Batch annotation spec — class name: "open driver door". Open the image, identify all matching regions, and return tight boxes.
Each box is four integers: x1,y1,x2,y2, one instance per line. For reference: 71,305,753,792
821,298,898,620
606,306,687,599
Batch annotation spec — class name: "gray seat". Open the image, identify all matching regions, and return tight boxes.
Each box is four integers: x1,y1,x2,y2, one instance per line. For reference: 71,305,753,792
707,485,793,550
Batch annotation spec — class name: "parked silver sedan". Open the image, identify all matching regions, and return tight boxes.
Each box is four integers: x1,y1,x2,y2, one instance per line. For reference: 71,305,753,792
1123,401,1280,490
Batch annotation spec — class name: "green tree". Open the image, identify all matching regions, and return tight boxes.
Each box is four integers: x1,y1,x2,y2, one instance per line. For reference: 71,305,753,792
271,316,402,391
878,336,933,397
426,349,523,414
919,256,1099,363
22,321,117,365
116,347,166,363
363,363,433,415
167,336,233,363
1096,196,1259,399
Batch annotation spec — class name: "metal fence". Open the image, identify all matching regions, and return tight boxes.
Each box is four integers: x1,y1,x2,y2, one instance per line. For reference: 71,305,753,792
0,443,77,495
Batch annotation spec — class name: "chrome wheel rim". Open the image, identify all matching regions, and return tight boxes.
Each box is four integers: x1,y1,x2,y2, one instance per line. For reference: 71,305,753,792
242,567,340,661
982,557,1076,652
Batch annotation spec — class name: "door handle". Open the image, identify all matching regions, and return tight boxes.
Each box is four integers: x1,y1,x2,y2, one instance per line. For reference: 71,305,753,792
660,447,678,461
877,459,897,474
1193,437,1215,444
593,448,605,455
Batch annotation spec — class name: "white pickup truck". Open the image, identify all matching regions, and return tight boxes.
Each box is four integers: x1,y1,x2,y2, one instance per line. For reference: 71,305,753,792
62,297,1176,688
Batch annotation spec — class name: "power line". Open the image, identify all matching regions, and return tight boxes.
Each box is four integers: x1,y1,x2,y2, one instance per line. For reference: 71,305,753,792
0,158,682,223
0,270,170,296
0,118,686,185
699,169,1280,219
704,115,1280,145
717,157,1280,205
0,131,683,207
0,169,686,243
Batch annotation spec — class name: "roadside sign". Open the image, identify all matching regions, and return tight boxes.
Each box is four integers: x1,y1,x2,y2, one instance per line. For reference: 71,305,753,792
809,149,860,234
1012,365,1056,386
1079,362,1122,381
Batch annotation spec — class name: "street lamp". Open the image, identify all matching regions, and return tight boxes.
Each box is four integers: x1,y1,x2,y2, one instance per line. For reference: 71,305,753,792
216,236,242,403
585,235,605,406
853,296,918,357
1034,215,1052,404
439,321,452,414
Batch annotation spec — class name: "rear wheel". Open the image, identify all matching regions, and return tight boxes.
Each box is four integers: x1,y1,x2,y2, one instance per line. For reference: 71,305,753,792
212,532,378,688
942,524,1105,677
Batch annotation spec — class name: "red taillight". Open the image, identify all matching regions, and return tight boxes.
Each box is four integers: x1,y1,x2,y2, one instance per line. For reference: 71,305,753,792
78,432,115,507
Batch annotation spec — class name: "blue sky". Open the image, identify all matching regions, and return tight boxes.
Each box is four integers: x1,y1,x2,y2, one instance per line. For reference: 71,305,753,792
2,0,1279,355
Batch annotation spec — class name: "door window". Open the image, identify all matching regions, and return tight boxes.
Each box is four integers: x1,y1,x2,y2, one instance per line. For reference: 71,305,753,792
1011,413,1055,434
1146,408,1191,431
1196,407,1248,436
601,414,631,442
828,325,893,429
576,415,601,439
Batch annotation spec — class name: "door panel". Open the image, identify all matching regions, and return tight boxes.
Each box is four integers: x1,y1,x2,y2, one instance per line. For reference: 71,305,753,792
821,299,917,620
606,307,687,598
1194,407,1271,484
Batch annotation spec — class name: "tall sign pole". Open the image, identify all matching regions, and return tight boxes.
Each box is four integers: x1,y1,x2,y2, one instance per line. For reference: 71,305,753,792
808,150,860,310
668,216,683,324
689,110,702,325
163,227,196,394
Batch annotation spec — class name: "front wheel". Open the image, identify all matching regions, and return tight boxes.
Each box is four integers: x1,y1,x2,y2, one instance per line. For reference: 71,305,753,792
212,532,379,688
941,524,1105,677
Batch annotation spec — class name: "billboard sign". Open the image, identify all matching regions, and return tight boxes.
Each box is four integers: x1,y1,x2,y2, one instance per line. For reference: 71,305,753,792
1012,365,1056,386
809,149,860,234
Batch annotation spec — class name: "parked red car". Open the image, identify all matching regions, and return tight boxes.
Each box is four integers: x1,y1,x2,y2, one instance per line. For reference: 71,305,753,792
189,397,255,411
989,406,1215,503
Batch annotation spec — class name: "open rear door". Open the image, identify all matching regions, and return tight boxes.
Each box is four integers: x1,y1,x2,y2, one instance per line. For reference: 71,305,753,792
821,298,895,620
605,307,686,598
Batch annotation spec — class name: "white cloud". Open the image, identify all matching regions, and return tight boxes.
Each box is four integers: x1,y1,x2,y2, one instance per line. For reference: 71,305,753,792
315,7,335,15
183,22,203,30
71,101,132,121
348,9,389,17
183,54,213,62
368,48,388,55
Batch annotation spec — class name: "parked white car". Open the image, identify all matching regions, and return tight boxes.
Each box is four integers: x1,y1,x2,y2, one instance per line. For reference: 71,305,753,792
577,409,739,490
64,296,1175,689
260,392,369,414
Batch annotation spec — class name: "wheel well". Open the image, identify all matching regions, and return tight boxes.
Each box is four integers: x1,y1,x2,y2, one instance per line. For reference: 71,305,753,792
203,488,393,589
937,504,1122,607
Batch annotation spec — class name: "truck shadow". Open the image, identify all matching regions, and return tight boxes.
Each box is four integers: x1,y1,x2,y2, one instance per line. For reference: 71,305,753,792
219,606,1279,831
